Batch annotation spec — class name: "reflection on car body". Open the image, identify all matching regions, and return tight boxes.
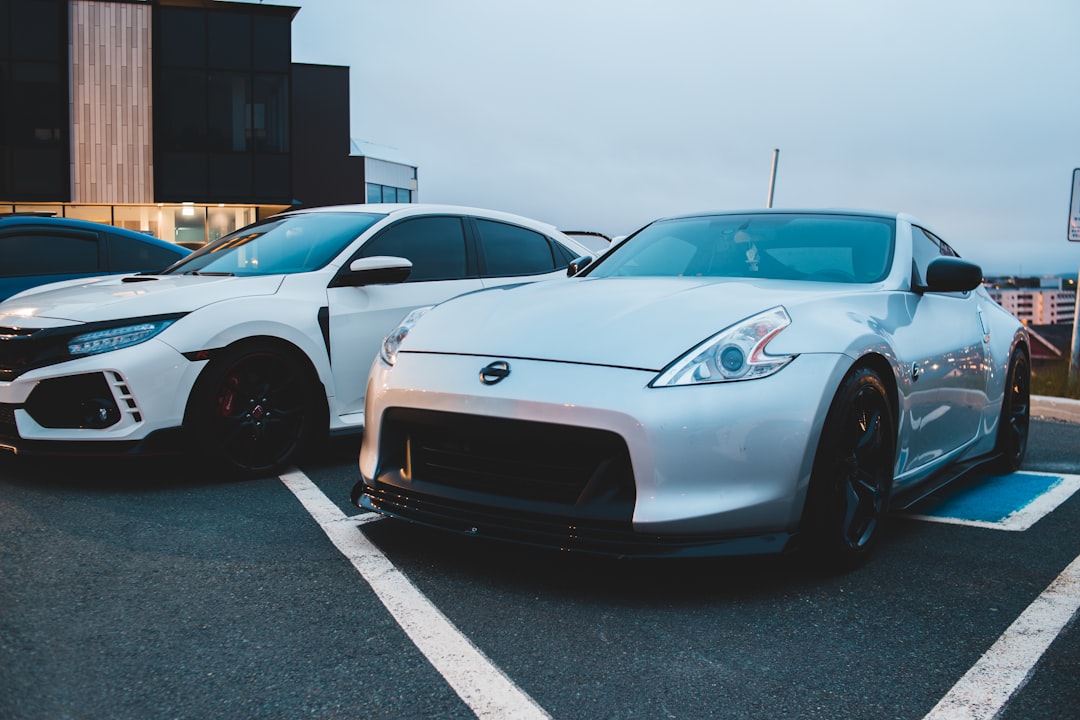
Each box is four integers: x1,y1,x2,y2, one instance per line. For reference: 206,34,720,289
354,209,1030,569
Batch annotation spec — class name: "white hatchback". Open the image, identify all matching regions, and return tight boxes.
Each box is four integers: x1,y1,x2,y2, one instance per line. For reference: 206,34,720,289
0,204,592,474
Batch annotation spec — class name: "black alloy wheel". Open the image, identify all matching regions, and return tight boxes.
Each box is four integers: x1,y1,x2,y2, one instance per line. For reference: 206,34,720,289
993,348,1030,473
803,367,896,570
188,342,314,475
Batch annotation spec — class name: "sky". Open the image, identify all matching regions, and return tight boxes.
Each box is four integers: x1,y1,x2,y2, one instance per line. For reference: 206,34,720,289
287,0,1080,276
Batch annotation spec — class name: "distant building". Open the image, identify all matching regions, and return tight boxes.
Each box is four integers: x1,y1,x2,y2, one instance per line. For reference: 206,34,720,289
0,0,415,247
984,276,1076,326
351,140,419,204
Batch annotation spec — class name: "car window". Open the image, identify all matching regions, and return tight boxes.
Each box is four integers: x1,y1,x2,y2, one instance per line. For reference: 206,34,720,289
106,232,184,272
358,216,469,282
475,219,558,276
166,212,384,276
590,214,894,282
911,225,959,286
0,231,100,276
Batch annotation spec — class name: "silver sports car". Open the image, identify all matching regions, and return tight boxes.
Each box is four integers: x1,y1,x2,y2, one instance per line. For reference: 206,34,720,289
352,209,1030,568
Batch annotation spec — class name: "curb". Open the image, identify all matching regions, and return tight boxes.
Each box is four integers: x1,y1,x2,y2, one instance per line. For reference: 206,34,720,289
1032,395,1080,425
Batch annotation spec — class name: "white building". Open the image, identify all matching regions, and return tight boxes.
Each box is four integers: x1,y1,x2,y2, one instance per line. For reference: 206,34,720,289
351,140,419,204
985,283,1076,325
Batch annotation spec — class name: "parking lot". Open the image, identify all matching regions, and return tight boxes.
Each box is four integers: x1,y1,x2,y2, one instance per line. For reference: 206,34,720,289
2,417,1078,720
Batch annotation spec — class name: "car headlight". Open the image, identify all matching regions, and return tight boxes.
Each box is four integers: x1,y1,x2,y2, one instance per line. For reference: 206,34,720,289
649,306,795,387
379,306,433,366
67,319,177,357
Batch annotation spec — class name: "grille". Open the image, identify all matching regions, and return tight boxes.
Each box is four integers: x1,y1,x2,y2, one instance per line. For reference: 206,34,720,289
0,403,17,441
379,408,634,510
0,326,70,380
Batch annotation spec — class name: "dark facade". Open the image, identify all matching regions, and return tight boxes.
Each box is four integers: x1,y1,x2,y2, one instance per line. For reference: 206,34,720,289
0,0,71,202
0,0,367,243
291,63,365,208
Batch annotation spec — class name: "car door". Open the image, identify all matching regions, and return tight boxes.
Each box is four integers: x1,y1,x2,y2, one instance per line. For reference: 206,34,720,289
324,215,483,419
893,226,989,477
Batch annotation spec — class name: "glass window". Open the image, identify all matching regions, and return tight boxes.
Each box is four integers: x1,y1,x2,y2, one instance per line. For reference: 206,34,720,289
10,0,62,62
206,206,256,243
252,15,291,73
208,12,251,70
207,72,251,152
0,231,99,276
358,216,468,282
911,226,940,287
158,69,207,150
106,232,184,273
14,204,62,215
166,212,383,276
113,206,160,238
65,205,111,224
159,7,206,69
366,183,382,204
252,74,288,152
11,61,63,148
475,219,557,277
911,225,960,287
591,213,894,282
396,187,411,203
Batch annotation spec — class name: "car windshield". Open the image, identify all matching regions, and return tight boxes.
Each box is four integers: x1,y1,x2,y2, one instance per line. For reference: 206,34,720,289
163,212,385,277
589,213,895,283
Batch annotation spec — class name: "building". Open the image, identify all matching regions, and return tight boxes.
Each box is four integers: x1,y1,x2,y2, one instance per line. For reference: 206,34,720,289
984,276,1077,326
0,0,417,247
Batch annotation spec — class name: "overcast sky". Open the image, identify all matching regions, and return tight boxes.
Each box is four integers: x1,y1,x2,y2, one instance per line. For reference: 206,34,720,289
289,0,1080,276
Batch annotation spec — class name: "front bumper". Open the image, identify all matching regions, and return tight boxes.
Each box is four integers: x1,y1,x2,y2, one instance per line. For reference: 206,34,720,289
0,339,205,456
357,350,852,554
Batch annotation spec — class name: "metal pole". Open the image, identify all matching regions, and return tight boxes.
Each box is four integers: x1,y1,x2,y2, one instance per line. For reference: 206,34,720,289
766,149,779,208
1069,263,1080,392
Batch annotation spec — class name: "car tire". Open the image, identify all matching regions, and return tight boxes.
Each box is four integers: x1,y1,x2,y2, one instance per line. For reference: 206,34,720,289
801,366,895,571
186,340,317,476
992,347,1030,473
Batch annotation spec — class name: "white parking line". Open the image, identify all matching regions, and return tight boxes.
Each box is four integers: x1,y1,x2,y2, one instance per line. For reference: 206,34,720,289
279,469,552,720
923,553,1080,720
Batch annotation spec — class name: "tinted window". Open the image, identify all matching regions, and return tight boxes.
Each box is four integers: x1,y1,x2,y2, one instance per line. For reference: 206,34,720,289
591,214,895,283
208,13,251,70
0,231,99,275
158,7,206,69
358,216,468,282
911,225,958,286
475,220,557,277
106,233,184,273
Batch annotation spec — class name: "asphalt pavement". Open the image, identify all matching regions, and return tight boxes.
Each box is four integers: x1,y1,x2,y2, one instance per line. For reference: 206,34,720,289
1,418,1077,720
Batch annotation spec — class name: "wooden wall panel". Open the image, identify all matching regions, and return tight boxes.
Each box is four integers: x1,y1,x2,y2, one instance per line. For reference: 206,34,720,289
70,1,153,204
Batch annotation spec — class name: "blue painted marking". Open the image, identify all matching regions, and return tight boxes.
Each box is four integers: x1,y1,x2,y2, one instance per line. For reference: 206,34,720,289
922,472,1064,523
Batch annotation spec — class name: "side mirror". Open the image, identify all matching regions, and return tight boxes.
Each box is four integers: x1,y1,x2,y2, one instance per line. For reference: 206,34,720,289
921,257,983,293
330,255,413,287
567,255,594,277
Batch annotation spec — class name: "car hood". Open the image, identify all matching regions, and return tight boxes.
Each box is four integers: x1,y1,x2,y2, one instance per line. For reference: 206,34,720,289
0,274,284,324
404,276,856,370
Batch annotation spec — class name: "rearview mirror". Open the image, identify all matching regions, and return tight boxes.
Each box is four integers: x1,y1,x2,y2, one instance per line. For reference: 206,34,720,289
329,256,413,287
921,257,983,294
567,255,594,277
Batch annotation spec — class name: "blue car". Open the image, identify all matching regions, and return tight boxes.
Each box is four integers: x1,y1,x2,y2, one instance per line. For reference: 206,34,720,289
0,215,189,301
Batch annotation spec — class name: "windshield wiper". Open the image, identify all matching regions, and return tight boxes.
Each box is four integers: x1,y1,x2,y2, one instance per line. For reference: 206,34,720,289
183,270,234,276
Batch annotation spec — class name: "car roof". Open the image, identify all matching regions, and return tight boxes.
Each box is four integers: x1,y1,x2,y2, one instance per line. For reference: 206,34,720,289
284,203,566,236
656,208,914,223
0,214,188,253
